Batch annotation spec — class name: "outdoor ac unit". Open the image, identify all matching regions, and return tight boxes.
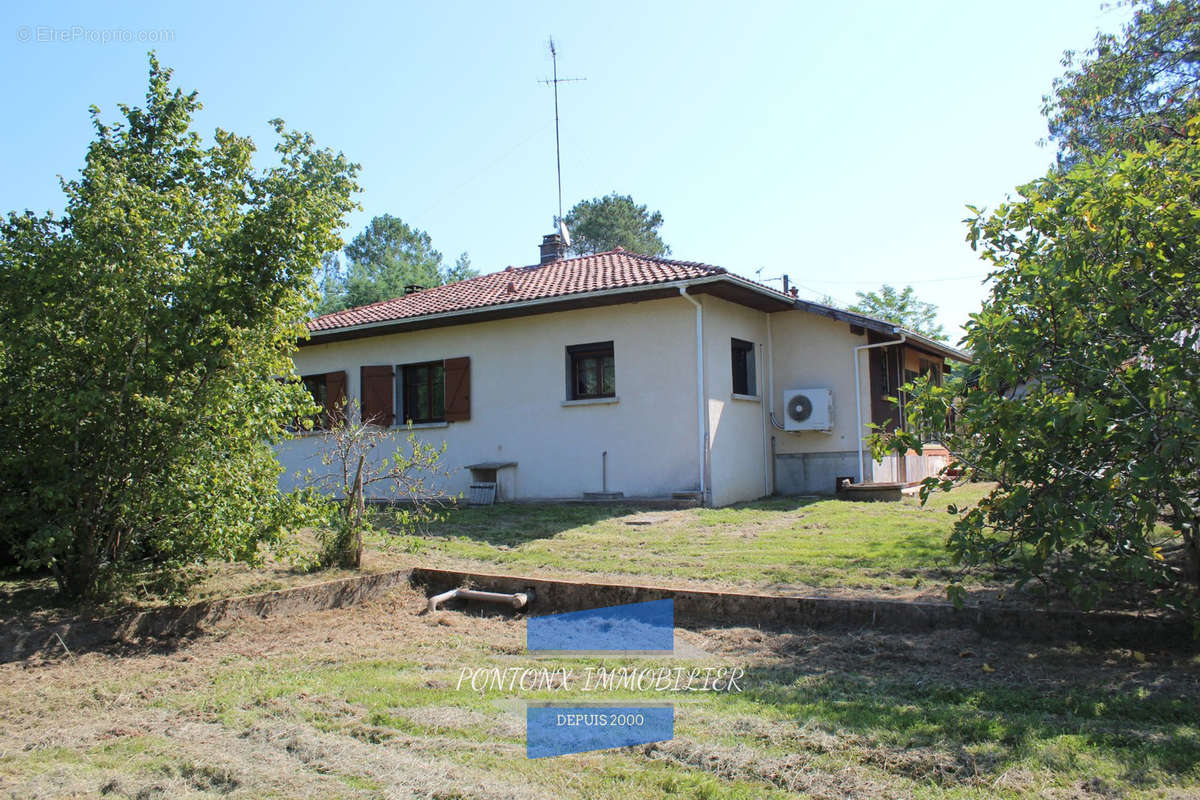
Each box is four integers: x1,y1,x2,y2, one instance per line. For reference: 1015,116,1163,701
782,389,833,432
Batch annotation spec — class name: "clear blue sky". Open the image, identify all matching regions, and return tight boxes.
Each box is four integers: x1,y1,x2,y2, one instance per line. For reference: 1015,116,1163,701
2,1,1125,342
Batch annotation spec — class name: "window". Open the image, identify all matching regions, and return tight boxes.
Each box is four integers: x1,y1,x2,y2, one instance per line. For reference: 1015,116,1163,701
402,361,446,423
300,370,346,429
302,374,327,415
731,338,756,396
567,341,615,399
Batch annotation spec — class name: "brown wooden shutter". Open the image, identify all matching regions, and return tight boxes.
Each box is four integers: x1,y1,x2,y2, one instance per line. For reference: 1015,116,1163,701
361,365,395,427
324,370,347,426
443,356,471,421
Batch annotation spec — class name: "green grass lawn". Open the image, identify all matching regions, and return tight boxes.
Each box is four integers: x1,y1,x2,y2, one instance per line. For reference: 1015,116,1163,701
2,586,1196,799
3,484,1197,799
390,483,999,600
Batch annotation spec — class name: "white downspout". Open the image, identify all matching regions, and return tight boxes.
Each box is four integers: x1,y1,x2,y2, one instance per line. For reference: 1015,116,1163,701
760,341,770,497
767,314,775,421
766,314,788,432
680,286,707,502
853,333,905,484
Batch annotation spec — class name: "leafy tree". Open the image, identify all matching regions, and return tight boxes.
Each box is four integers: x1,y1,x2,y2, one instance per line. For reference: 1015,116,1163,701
1044,0,1200,165
563,193,669,256
444,251,478,284
873,0,1200,625
341,215,443,309
877,126,1200,623
316,219,480,312
848,284,947,341
0,56,360,600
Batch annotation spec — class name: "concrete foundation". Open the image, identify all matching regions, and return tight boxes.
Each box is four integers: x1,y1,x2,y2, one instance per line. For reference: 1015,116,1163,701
774,450,870,495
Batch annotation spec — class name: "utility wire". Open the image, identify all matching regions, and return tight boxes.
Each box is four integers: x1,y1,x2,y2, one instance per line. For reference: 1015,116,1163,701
415,121,554,219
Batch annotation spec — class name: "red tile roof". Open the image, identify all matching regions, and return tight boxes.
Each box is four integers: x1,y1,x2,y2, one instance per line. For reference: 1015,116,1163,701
308,249,731,333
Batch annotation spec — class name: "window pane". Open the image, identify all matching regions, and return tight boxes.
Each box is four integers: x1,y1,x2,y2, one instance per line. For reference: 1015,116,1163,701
414,382,429,421
302,375,327,427
601,356,615,395
402,362,446,422
580,357,598,396
432,364,445,418
303,376,326,409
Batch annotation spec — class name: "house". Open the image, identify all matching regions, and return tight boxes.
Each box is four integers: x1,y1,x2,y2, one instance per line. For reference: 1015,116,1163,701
277,234,970,507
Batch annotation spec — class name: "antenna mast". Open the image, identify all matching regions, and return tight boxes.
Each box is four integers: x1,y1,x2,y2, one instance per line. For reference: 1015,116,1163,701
540,37,584,226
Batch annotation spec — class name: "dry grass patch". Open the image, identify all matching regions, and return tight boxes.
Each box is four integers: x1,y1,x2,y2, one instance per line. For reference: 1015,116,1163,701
0,585,1197,799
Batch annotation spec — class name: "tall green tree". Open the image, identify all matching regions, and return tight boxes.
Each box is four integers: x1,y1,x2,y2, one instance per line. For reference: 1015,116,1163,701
0,56,360,600
848,284,947,341
876,2,1200,624
1044,0,1200,165
563,193,669,256
341,215,443,308
883,132,1200,622
444,251,479,284
316,218,479,312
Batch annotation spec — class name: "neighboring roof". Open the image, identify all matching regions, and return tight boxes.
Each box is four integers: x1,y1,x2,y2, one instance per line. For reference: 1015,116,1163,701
902,328,972,363
790,298,972,363
305,247,970,363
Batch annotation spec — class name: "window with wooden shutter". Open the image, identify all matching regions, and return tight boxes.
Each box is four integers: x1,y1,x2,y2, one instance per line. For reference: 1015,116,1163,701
361,365,395,427
444,356,471,421
303,370,347,429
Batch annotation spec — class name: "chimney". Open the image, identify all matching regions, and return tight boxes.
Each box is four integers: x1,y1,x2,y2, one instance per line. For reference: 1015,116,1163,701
539,232,566,265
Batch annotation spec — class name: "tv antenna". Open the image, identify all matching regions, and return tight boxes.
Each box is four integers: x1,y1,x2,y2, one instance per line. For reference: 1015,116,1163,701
539,37,585,236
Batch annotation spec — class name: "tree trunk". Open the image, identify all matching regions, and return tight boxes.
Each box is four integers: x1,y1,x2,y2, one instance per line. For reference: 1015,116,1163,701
1183,522,1200,592
59,519,99,601
352,459,365,568
342,454,366,569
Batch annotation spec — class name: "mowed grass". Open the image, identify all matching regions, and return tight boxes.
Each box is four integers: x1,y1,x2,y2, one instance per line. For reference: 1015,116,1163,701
1,587,1196,799
0,483,990,618
394,483,997,598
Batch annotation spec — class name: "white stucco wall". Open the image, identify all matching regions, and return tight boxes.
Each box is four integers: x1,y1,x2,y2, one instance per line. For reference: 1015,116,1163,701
767,310,874,493
699,296,771,508
277,293,883,506
278,297,704,501
768,311,871,454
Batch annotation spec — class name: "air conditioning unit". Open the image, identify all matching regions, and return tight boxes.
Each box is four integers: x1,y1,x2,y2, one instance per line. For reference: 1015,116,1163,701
782,389,833,432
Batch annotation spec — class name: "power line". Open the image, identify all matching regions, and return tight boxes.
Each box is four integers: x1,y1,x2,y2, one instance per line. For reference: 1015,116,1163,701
799,272,993,285
414,121,553,219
